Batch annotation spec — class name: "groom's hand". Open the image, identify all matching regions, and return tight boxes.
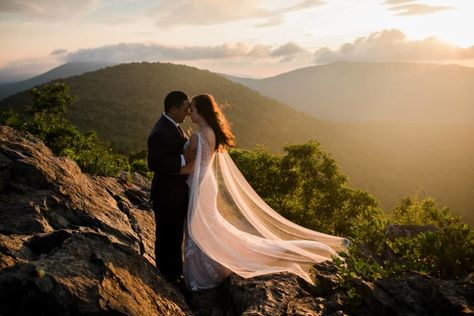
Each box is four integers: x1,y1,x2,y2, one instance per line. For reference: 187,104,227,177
180,160,195,174
184,148,197,163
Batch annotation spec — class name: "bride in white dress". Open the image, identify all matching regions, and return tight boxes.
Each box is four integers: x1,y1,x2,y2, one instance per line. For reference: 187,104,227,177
181,94,347,292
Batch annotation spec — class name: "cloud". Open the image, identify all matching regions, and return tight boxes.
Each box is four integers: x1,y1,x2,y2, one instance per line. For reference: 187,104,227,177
276,0,325,13
270,42,307,62
246,45,273,58
50,49,68,56
254,16,285,28
383,1,453,16
0,0,324,26
0,41,311,81
390,4,452,15
313,29,474,64
62,42,311,64
0,0,100,19
148,0,324,28
384,0,416,4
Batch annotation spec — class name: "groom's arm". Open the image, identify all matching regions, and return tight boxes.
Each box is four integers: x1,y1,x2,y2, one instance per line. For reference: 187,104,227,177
147,131,182,174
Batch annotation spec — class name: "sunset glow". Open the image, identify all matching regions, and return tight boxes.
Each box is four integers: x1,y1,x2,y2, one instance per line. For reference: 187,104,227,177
0,0,473,80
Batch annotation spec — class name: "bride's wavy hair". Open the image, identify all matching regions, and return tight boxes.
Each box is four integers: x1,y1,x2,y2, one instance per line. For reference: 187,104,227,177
192,94,235,151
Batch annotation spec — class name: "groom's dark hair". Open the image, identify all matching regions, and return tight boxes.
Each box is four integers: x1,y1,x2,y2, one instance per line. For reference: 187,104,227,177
164,91,188,113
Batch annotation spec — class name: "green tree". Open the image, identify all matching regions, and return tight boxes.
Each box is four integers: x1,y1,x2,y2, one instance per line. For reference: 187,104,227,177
335,194,473,287
231,141,379,236
386,194,474,278
0,109,21,129
1,83,128,176
30,82,77,115
230,146,290,209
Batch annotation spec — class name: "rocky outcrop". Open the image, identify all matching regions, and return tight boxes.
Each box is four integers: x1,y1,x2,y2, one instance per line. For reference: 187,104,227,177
189,272,326,315
0,126,191,315
385,224,438,240
1,125,472,315
188,263,473,316
351,272,474,316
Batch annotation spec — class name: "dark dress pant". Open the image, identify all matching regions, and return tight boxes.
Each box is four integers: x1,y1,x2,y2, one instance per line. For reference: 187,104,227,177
153,182,189,281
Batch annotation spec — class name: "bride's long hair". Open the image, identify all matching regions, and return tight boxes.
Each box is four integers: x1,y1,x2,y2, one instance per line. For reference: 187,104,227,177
192,94,235,151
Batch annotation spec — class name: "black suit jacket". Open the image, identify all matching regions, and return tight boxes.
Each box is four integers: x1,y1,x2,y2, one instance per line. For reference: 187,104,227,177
147,115,188,208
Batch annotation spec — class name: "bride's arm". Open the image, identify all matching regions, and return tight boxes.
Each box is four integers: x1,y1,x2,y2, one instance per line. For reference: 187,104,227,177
180,134,198,174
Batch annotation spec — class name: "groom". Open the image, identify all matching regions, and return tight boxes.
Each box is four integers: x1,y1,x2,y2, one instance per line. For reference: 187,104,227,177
147,90,194,285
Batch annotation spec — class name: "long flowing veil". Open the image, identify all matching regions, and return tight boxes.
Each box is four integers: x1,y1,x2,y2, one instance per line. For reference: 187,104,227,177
186,134,348,285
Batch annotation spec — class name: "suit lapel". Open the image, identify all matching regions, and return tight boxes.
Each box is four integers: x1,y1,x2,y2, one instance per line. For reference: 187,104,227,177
160,115,186,141
176,125,186,138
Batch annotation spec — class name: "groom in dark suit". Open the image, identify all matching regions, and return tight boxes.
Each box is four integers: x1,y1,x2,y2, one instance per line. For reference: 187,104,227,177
147,91,194,285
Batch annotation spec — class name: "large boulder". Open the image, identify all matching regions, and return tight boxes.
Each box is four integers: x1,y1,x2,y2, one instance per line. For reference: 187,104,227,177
351,273,474,316
0,126,191,315
188,272,341,316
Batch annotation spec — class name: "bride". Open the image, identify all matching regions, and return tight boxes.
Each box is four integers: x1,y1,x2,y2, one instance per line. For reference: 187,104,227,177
180,94,347,292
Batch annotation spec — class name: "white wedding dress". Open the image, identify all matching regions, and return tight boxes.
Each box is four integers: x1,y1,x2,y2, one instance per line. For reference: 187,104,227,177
183,132,348,291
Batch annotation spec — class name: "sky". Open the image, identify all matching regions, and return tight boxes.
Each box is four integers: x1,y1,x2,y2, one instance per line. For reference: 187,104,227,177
0,0,473,81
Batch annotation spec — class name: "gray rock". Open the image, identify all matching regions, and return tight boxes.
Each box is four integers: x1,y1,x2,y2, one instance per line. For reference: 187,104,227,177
228,272,313,315
312,261,342,294
0,230,191,315
385,224,438,241
350,273,474,316
0,126,190,315
286,296,326,315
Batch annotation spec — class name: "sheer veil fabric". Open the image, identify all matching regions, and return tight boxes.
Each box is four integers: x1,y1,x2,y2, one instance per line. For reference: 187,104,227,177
183,132,348,291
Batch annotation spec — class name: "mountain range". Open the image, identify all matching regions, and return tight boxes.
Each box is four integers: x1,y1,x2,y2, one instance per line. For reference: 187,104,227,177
0,62,112,100
226,61,474,125
1,62,472,223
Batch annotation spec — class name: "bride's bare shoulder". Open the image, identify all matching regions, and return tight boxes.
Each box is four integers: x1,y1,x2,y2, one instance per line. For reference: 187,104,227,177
200,127,216,149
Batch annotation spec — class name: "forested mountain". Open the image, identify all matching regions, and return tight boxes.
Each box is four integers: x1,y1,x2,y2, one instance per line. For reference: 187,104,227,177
226,61,474,125
1,62,337,153
0,62,112,100
1,62,472,223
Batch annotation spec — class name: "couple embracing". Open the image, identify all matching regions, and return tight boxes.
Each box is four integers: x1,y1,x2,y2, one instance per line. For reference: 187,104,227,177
147,91,347,293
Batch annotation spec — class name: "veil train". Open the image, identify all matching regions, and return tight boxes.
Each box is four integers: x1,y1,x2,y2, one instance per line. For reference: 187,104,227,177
184,134,348,289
